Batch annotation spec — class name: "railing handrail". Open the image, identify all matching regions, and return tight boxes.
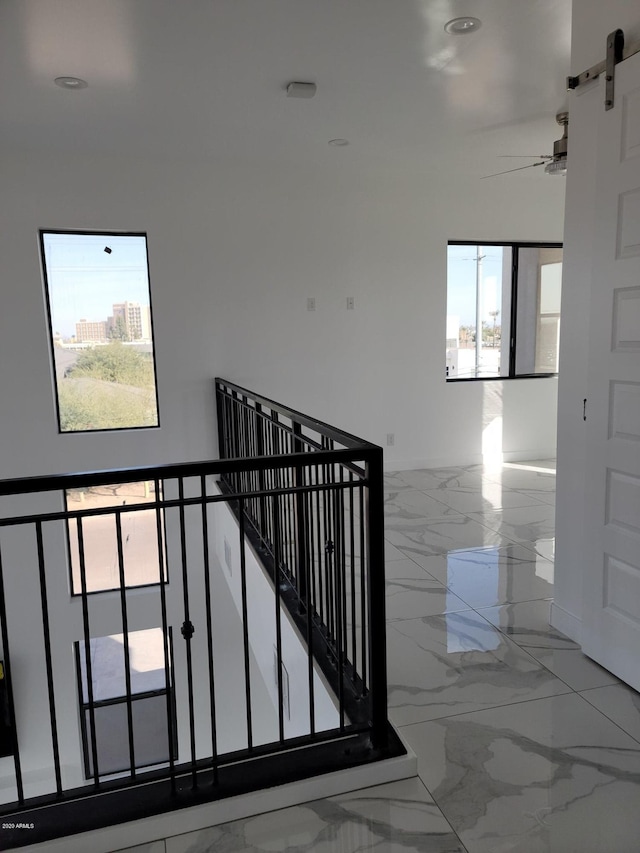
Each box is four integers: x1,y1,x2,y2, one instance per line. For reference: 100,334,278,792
0,447,373,498
0,378,380,496
0,478,368,529
215,378,378,451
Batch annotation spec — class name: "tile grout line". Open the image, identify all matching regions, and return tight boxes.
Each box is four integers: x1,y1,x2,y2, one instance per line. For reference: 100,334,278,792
577,687,640,748
392,685,574,730
414,775,471,853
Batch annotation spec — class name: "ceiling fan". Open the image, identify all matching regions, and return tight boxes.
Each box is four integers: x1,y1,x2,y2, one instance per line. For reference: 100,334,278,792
481,112,568,179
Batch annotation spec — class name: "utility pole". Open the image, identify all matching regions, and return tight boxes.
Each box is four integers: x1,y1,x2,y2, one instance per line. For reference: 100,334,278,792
489,310,500,347
475,248,486,376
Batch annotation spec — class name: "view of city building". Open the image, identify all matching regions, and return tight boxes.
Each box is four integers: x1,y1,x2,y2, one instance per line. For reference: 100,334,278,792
41,230,159,432
110,301,152,342
74,302,152,345
75,319,108,343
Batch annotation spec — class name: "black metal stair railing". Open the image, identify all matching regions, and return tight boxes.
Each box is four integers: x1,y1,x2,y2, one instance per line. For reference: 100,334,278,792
214,379,389,743
0,379,399,849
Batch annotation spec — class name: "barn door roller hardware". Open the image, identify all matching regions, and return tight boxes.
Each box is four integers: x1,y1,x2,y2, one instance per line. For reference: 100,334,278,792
567,28,640,111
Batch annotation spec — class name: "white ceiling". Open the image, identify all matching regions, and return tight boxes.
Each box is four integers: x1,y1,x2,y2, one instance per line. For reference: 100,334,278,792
0,0,572,177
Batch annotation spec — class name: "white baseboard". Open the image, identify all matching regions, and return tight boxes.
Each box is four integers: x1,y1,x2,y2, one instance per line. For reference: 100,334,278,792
501,449,557,464
20,739,417,853
550,601,582,644
384,449,557,473
384,454,483,472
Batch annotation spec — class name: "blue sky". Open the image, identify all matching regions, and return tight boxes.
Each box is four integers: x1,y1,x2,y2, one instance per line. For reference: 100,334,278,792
43,233,151,338
447,244,506,326
44,234,501,338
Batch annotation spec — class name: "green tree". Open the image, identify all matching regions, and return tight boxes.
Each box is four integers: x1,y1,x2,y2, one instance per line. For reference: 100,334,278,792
58,380,157,431
68,342,154,388
59,342,157,431
108,315,129,341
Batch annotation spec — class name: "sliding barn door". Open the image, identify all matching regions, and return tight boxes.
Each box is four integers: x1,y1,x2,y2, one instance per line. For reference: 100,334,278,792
582,50,640,688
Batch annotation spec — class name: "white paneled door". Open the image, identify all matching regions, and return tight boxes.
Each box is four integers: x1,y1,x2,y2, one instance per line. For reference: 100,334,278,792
582,50,640,688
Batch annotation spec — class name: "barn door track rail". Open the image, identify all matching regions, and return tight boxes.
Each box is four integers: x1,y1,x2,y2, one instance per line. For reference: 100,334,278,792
567,28,640,110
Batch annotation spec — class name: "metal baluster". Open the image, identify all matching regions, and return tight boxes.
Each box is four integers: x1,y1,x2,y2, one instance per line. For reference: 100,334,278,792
321,441,333,638
200,475,219,784
115,513,136,779
293,422,308,610
255,403,267,538
76,518,100,788
273,495,285,743
359,481,367,691
154,478,177,793
365,449,388,749
0,542,24,804
303,484,316,736
339,470,348,672
315,464,324,627
348,474,357,675
215,381,226,460
35,522,63,795
332,479,345,730
177,478,198,789
238,498,253,750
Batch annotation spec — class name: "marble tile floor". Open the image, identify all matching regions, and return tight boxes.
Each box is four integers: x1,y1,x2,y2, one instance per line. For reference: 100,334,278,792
118,460,640,853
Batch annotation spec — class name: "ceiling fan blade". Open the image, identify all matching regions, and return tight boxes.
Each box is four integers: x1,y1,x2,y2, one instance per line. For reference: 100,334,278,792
481,161,547,179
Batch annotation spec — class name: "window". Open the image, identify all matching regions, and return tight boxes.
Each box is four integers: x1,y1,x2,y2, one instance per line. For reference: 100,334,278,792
446,242,563,380
67,480,167,595
41,231,159,431
75,628,176,777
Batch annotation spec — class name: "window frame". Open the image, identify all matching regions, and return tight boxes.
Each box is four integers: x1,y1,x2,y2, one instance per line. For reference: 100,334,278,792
65,479,169,598
40,228,161,433
74,627,177,779
446,240,563,383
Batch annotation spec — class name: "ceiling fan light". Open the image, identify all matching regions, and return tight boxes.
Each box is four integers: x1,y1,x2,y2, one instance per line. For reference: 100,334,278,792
544,158,568,176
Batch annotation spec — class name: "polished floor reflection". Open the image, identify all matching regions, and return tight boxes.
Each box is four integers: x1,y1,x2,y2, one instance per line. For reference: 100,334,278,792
165,779,465,853
121,460,640,853
386,460,640,853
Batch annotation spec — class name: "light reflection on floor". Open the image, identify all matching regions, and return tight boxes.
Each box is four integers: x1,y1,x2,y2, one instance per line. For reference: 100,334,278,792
122,460,640,853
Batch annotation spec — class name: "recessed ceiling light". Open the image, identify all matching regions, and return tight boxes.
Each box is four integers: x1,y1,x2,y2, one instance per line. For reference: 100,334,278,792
444,17,481,35
328,139,349,146
54,76,88,90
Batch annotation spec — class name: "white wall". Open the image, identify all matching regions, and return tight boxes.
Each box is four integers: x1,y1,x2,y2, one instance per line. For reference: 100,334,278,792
0,149,564,481
553,1,640,641
211,485,339,741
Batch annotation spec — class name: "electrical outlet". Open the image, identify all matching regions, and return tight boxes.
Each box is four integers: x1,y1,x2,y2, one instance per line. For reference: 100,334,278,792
307,297,316,311
346,296,355,310
386,433,395,446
